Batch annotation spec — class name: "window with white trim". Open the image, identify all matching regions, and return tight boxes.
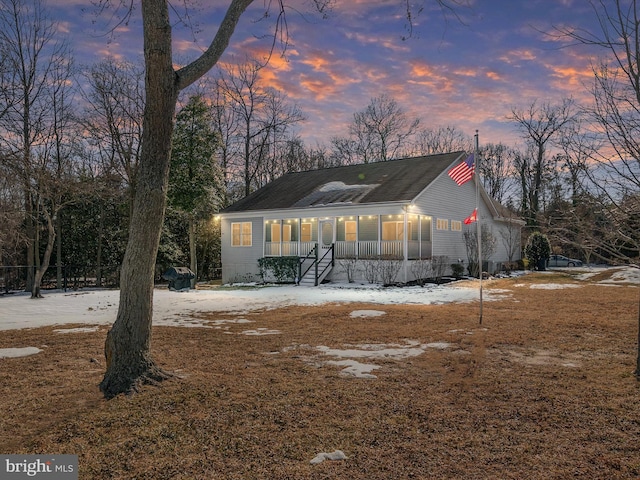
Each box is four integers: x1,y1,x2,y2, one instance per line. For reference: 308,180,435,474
382,221,408,240
345,220,357,241
301,222,313,242
451,220,462,232
436,218,449,231
231,222,252,246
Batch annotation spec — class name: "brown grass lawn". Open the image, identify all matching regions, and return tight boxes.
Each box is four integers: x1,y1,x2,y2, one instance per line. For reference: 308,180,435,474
1,271,639,479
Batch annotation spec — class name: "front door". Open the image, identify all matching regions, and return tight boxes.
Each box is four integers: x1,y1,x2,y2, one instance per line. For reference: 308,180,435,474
319,219,334,250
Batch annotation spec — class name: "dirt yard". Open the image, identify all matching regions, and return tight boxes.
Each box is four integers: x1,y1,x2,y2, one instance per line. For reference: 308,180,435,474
1,271,639,479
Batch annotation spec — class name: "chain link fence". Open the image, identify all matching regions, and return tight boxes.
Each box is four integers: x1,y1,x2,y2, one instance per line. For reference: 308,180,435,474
0,265,122,294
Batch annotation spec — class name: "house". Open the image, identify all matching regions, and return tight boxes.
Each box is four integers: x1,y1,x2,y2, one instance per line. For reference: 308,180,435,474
219,151,522,285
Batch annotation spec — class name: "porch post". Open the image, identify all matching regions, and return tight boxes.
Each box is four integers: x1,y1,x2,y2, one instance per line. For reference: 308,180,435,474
403,210,408,283
377,215,381,256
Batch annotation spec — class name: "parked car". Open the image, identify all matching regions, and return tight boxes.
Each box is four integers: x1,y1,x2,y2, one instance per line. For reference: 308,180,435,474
548,254,583,267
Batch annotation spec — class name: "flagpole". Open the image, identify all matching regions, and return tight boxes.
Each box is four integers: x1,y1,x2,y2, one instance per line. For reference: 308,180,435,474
475,131,483,325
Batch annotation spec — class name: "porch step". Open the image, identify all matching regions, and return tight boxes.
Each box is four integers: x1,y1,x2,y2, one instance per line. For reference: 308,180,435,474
299,257,333,286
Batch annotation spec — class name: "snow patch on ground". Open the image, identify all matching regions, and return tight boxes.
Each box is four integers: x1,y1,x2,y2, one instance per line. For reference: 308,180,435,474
529,283,582,290
310,450,348,464
0,347,42,359
54,326,99,334
317,343,428,360
0,281,485,332
210,318,253,325
601,267,640,284
313,340,452,378
349,310,386,318
424,342,451,350
326,359,381,378
225,328,281,336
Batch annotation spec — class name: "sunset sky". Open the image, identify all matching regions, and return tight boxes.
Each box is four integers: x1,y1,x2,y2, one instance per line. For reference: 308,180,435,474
52,0,608,149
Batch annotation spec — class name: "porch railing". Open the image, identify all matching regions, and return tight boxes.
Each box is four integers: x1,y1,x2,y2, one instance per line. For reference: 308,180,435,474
267,239,431,260
265,241,316,257
334,240,403,259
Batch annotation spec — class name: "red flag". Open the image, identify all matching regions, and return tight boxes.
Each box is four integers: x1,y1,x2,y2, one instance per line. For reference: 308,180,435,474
464,208,477,224
448,153,475,186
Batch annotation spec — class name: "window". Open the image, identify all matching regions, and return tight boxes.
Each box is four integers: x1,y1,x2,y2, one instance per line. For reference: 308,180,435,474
408,215,419,241
358,216,378,241
283,224,292,242
451,220,462,232
301,222,312,242
231,222,252,246
345,220,357,241
270,223,281,243
436,218,449,231
421,216,432,241
382,221,406,240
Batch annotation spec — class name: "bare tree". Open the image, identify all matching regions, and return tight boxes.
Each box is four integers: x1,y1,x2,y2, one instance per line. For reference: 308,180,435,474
509,99,576,227
215,59,304,197
545,191,606,265
556,117,600,205
499,212,523,270
556,0,640,378
479,143,516,203
209,75,241,207
463,225,497,277
0,0,74,296
332,94,420,163
410,258,432,286
30,46,81,298
329,136,360,165
338,257,358,283
412,124,472,156
80,59,145,213
0,157,26,285
254,86,305,187
431,255,449,284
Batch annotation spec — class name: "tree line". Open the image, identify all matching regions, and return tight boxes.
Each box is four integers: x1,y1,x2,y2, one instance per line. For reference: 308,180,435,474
1,0,639,301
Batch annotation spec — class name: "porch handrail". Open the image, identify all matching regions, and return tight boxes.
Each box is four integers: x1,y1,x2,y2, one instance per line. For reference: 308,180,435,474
315,244,334,286
297,243,334,286
298,244,318,283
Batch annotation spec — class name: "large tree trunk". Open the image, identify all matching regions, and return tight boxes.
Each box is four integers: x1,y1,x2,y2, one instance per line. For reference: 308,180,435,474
99,0,254,398
99,1,178,398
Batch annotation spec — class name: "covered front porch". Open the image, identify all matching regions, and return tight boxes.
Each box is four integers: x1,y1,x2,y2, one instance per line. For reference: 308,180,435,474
263,213,433,260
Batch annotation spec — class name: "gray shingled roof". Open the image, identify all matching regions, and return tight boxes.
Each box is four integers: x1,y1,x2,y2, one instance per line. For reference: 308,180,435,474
221,151,465,213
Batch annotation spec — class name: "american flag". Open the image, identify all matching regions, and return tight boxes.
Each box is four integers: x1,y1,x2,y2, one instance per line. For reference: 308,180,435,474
448,153,475,186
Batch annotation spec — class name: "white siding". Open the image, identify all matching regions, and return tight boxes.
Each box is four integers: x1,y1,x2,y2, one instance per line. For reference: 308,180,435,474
221,216,264,283
413,172,477,263
412,173,520,273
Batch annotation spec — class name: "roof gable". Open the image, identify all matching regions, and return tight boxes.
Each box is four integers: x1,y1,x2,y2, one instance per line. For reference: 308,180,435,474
222,151,465,213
